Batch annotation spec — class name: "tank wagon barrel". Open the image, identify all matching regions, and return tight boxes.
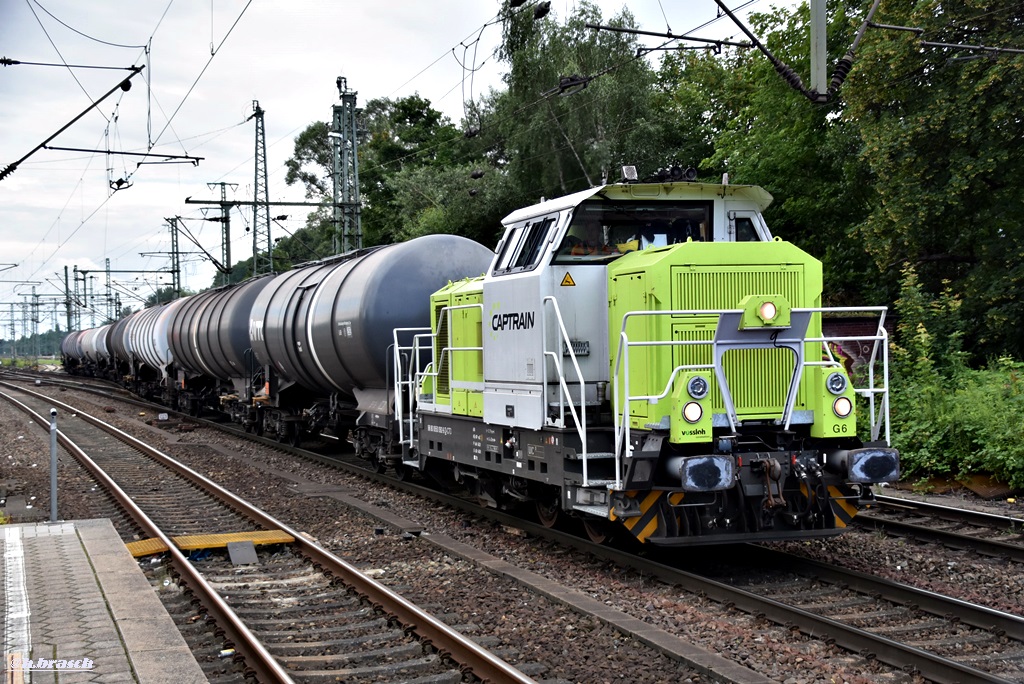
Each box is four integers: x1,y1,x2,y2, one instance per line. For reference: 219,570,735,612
250,234,494,399
80,324,112,364
127,298,187,380
167,275,273,382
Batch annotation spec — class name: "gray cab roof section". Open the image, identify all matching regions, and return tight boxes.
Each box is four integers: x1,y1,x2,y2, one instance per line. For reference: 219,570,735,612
500,181,774,226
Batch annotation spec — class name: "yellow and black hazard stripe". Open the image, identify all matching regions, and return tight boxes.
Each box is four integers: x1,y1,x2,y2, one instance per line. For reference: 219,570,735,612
828,485,858,528
798,482,855,529
616,491,686,543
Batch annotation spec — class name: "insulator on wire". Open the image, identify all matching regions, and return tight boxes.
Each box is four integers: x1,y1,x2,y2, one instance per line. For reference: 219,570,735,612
828,53,855,94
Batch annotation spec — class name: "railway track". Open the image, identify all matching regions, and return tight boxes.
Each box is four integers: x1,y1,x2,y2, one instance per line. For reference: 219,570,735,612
854,495,1024,563
9,370,1024,682
0,380,533,684
390,493,1024,683
229,445,1024,683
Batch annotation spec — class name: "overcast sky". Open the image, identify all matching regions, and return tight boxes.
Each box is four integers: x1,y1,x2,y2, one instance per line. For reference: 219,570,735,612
0,0,785,334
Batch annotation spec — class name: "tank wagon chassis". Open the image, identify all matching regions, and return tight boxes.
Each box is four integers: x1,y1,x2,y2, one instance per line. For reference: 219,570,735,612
63,176,899,546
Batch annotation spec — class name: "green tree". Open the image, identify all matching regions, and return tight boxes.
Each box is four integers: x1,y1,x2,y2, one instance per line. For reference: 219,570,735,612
485,1,663,197
845,0,1024,358
282,92,481,249
653,47,749,178
694,4,879,305
358,95,466,245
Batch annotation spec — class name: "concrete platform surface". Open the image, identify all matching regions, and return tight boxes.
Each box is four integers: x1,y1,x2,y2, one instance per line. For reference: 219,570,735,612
1,519,206,683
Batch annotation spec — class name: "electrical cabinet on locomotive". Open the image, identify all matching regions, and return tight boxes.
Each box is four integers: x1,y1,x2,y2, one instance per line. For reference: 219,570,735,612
386,175,899,545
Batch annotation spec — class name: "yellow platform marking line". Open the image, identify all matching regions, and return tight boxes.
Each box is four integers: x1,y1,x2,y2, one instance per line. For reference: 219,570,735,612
125,529,295,557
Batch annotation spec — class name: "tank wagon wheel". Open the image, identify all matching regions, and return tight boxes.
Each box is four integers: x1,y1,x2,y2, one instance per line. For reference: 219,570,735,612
289,430,303,448
243,422,253,434
536,499,560,528
582,517,613,545
368,452,388,474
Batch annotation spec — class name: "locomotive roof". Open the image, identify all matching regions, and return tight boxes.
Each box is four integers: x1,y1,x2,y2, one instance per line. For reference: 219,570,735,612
501,180,773,226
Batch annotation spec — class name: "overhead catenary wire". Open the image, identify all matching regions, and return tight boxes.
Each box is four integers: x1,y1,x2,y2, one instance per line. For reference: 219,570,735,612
5,0,255,305
28,0,149,49
6,1,776,324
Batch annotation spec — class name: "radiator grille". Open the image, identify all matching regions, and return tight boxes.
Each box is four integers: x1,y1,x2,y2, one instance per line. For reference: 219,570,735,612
673,266,807,417
672,328,801,416
674,267,804,311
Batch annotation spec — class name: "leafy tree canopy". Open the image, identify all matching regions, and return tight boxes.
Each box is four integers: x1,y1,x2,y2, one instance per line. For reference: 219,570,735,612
845,0,1024,358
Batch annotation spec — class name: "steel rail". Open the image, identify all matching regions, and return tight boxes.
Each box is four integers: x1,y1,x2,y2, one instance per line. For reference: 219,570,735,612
529,529,1018,684
0,386,295,684
3,382,535,684
856,495,1024,563
739,545,1024,640
291,459,1015,684
257,443,1018,684
874,494,1024,528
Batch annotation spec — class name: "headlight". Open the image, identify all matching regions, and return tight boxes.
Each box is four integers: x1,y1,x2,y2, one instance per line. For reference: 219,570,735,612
826,371,848,395
687,375,709,399
682,401,703,423
758,301,777,322
833,396,853,418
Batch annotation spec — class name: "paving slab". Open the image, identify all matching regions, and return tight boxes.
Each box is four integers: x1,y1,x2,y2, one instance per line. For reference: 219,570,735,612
1,519,205,684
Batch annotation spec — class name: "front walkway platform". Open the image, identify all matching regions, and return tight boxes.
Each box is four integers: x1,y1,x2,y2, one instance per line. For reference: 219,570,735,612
1,518,206,683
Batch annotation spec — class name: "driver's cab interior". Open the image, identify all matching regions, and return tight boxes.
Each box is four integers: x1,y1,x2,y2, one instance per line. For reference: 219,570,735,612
552,199,758,265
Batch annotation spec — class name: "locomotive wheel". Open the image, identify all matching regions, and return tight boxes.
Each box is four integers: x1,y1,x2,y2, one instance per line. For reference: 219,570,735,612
243,422,253,434
536,499,560,528
393,462,412,481
582,518,613,544
289,430,302,447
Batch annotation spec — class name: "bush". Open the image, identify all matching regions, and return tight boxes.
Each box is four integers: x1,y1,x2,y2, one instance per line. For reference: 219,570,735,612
889,268,1024,488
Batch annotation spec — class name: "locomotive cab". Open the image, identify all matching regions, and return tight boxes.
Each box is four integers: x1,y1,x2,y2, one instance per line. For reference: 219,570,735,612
478,181,775,434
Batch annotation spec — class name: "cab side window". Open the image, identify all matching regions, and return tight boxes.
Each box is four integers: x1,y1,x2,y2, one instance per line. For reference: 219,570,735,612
493,216,556,276
735,217,759,241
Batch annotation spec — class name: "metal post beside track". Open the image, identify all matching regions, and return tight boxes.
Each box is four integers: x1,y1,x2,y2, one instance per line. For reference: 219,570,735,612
49,407,57,522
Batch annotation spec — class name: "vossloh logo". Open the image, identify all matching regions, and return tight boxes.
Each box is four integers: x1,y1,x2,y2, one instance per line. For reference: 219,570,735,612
7,656,95,671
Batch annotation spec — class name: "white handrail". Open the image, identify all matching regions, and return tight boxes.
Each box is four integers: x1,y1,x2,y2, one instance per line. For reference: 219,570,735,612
392,326,430,448
610,306,891,486
540,296,590,483
392,304,486,450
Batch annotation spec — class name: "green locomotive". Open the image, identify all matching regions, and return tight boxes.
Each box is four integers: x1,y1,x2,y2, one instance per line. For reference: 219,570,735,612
389,171,898,545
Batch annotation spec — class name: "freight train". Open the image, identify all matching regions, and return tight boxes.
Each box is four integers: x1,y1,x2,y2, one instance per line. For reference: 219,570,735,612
61,171,899,545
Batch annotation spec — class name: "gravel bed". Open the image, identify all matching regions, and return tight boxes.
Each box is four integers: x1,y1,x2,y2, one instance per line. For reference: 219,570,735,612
5,385,1023,682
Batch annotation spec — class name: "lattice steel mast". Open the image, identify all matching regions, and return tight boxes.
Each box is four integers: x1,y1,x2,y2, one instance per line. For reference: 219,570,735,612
332,77,362,253
250,101,273,275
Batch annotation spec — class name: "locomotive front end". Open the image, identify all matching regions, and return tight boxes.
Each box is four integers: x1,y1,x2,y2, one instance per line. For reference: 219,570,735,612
607,239,899,544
